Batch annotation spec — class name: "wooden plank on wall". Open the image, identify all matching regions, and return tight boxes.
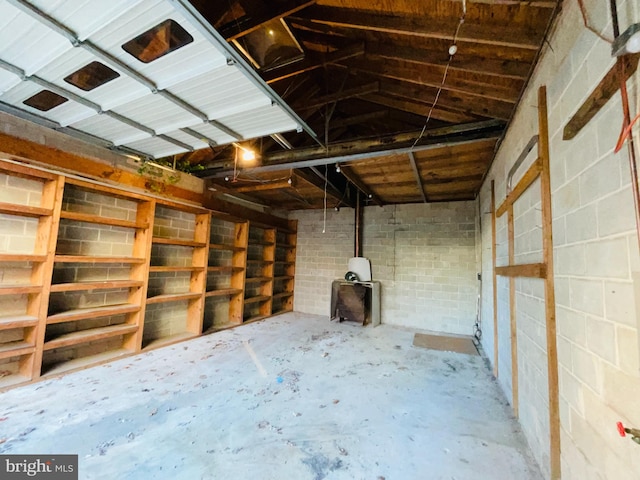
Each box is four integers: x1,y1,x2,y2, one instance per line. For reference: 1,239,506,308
491,180,499,378
495,263,547,278
539,85,561,480
0,132,203,204
496,158,542,217
507,205,518,418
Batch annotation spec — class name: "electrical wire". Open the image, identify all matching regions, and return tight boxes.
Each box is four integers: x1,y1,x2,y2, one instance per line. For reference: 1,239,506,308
410,0,467,149
322,164,328,233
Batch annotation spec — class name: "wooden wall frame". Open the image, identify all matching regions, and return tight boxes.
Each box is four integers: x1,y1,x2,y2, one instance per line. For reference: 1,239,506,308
493,86,560,480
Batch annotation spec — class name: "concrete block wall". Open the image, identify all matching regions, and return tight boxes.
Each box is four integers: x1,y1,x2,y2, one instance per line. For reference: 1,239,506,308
478,0,640,477
204,218,236,330
291,202,478,334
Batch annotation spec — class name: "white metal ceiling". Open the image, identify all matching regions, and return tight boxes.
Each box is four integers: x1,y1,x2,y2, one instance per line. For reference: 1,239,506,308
0,0,318,159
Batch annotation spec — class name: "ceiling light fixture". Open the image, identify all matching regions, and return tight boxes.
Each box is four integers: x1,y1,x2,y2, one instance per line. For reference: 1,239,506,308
612,23,640,56
233,142,257,163
335,164,341,173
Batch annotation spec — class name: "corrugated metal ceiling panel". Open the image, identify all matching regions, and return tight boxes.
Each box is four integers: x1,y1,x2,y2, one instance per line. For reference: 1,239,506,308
0,0,313,159
70,114,151,146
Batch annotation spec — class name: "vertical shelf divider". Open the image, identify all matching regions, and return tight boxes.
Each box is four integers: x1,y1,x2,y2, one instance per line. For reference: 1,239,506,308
229,221,248,324
187,212,210,335
31,175,65,379
260,228,275,318
124,199,155,352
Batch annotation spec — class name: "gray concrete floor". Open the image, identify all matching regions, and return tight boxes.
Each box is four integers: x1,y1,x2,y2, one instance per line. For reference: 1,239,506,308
0,313,543,480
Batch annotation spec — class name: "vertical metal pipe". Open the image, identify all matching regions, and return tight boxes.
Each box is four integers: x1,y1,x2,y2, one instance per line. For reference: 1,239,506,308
355,193,362,257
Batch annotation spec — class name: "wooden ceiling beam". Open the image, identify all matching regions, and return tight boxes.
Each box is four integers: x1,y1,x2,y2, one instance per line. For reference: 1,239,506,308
294,81,380,110
366,43,530,80
328,110,389,129
264,42,365,84
377,79,514,121
408,152,428,203
339,166,383,206
234,179,294,193
292,5,542,50
444,0,558,7
219,0,316,40
363,93,479,124
341,58,521,103
262,119,504,164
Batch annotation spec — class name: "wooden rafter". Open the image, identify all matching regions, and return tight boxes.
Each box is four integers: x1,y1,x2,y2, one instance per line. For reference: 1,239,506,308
234,179,294,193
264,43,365,84
408,152,427,203
343,57,522,103
363,93,478,123
294,81,379,110
293,168,353,207
292,6,543,50
366,43,530,80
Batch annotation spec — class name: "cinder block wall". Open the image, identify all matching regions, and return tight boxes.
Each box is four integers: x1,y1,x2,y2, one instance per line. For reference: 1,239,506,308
291,202,478,334
478,0,640,478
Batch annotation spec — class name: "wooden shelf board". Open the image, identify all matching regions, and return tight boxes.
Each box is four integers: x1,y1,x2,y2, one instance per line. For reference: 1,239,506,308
273,275,294,281
0,285,41,295
245,276,272,283
249,240,275,246
209,243,244,252
207,266,235,272
275,261,295,265
60,210,145,229
244,295,271,304
50,280,144,293
142,332,197,351
243,314,270,324
149,266,204,273
247,260,274,264
0,314,39,330
0,254,47,262
0,202,52,218
146,292,202,305
272,308,293,316
41,348,132,378
55,255,145,264
272,291,294,300
152,237,206,248
44,324,138,351
47,303,140,324
205,288,243,298
0,373,32,391
0,341,34,360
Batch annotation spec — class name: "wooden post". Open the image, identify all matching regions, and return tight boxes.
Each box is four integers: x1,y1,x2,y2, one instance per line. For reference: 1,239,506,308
538,85,561,480
491,180,499,378
229,222,248,324
187,212,211,335
507,205,518,417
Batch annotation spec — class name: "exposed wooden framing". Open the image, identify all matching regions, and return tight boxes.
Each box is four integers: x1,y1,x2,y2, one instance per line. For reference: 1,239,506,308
496,158,542,217
229,222,249,325
408,152,427,203
294,82,380,110
187,212,210,335
234,179,294,193
262,120,505,165
495,263,547,278
340,166,383,206
363,93,477,123
445,0,557,7
538,85,560,480
507,205,518,417
328,110,388,129
367,43,530,80
491,180,498,378
264,43,365,84
344,58,522,103
30,175,64,379
219,0,315,40
204,190,292,230
493,87,560,480
0,132,203,204
563,53,639,140
294,6,542,49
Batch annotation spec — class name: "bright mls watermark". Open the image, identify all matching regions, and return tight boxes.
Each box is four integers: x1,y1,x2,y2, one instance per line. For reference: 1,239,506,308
0,455,77,479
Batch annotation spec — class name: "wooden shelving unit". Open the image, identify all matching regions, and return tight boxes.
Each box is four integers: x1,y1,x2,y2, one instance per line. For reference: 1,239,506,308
0,158,297,390
41,178,154,376
272,223,297,315
143,201,209,350
0,161,62,388
243,224,275,323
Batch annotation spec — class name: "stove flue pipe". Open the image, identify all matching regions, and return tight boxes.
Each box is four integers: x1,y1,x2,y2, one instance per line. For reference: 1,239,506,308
355,193,363,257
